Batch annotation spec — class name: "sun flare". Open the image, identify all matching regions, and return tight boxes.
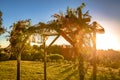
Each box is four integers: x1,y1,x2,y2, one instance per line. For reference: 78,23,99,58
96,33,119,50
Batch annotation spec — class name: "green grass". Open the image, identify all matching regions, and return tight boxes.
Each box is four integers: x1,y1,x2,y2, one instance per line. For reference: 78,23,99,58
0,60,78,80
0,60,120,80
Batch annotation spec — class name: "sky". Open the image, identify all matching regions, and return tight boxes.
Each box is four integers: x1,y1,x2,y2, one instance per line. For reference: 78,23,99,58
0,0,120,50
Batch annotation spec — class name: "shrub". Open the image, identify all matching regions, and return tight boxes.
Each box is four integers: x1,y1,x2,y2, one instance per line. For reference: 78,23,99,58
47,54,64,62
110,62,120,69
21,53,33,61
9,53,16,60
32,52,43,61
21,52,43,61
0,51,11,61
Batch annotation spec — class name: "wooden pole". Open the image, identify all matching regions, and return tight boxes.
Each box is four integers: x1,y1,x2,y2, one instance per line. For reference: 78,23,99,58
78,54,85,80
43,35,47,80
93,23,97,80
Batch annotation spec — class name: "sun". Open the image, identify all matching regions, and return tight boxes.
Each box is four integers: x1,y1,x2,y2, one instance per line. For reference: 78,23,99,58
96,33,119,50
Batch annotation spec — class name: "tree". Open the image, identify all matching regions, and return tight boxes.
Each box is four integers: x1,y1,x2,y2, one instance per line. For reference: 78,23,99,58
9,19,34,80
0,11,5,35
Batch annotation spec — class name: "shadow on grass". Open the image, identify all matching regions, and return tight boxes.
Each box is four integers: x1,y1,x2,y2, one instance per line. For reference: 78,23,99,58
63,70,78,80
60,66,73,74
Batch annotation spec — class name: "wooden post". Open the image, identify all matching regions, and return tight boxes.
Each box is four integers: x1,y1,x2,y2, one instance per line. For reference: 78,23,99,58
78,54,85,80
43,35,47,80
93,22,97,80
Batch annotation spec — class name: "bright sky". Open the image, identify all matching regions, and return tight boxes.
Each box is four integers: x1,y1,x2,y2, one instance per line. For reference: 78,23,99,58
0,0,120,50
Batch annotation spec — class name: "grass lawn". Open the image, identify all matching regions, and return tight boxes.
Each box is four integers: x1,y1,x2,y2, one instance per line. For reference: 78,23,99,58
0,60,79,80
1,60,120,80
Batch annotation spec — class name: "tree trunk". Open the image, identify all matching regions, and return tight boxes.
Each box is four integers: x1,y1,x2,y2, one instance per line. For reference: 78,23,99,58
17,52,21,80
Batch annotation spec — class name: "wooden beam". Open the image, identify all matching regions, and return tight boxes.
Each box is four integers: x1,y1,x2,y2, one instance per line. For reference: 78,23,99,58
59,30,74,46
48,35,60,48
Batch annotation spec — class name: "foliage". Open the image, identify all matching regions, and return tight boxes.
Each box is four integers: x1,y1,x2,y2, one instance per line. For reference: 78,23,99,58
47,54,64,61
0,11,2,26
46,45,61,54
0,11,5,35
96,50,120,69
9,20,30,54
0,48,10,61
9,43,43,61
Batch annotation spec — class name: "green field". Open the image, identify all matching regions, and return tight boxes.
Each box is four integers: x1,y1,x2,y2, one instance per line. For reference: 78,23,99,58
0,60,120,80
0,60,80,80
